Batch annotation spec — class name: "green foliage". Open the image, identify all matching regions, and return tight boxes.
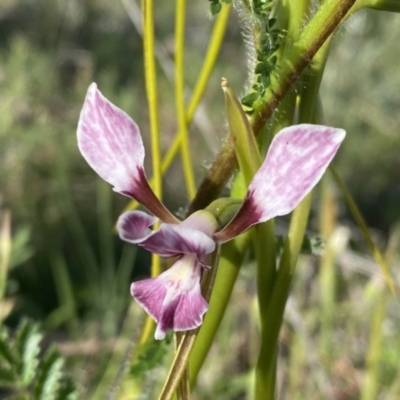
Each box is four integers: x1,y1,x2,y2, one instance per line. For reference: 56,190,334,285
0,320,78,400
241,1,285,112
129,335,171,379
9,227,34,270
208,0,231,16
16,320,42,386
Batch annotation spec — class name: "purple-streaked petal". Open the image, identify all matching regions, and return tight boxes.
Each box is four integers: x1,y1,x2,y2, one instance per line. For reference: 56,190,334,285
117,210,158,243
139,223,216,257
131,254,208,340
130,276,167,324
77,83,177,223
215,124,346,242
118,210,217,257
197,254,212,270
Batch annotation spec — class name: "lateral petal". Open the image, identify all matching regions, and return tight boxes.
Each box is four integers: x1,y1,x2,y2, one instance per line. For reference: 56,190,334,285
77,83,177,223
118,211,216,257
215,124,345,242
117,210,158,243
139,223,216,257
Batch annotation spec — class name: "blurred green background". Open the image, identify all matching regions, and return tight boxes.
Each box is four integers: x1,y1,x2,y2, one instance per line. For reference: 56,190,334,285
1,0,400,398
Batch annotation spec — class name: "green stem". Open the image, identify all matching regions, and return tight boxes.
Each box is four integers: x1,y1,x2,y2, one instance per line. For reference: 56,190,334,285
254,2,310,397
0,210,11,302
354,0,400,12
158,248,220,400
97,179,116,335
318,175,337,358
372,0,400,11
255,194,312,400
141,0,163,341
253,221,276,399
298,41,331,123
361,288,388,400
175,0,196,201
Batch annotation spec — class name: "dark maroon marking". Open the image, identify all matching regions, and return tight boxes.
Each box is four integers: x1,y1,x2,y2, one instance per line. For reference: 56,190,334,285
158,296,180,333
214,194,262,243
121,167,179,224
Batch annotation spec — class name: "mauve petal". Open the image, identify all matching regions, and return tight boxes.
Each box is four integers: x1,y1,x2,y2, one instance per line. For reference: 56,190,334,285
131,255,208,340
77,83,144,192
140,223,216,257
171,283,208,332
77,83,177,223
131,278,167,323
117,210,158,243
215,124,345,242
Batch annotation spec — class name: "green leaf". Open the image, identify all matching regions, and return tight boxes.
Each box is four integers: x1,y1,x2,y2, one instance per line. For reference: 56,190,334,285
210,2,222,15
255,62,267,74
268,54,277,64
56,378,79,400
34,348,64,400
130,337,169,378
16,320,42,386
0,327,14,365
241,91,260,108
260,74,271,87
301,236,325,256
267,18,276,29
0,321,77,399
223,78,262,185
0,364,16,386
9,225,34,269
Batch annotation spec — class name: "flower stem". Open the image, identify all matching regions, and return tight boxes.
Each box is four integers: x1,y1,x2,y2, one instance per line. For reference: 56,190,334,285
142,0,162,284
355,0,400,12
175,0,196,200
255,193,312,400
158,248,221,400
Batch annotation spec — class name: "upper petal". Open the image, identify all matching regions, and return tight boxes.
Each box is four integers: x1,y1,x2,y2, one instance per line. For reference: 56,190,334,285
215,124,346,242
77,83,177,223
118,211,216,257
77,83,144,194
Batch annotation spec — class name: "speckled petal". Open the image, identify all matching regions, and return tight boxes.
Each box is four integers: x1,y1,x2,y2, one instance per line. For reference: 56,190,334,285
215,124,345,242
77,83,177,223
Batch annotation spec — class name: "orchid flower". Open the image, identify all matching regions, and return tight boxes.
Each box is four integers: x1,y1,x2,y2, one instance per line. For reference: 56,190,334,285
77,83,345,340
